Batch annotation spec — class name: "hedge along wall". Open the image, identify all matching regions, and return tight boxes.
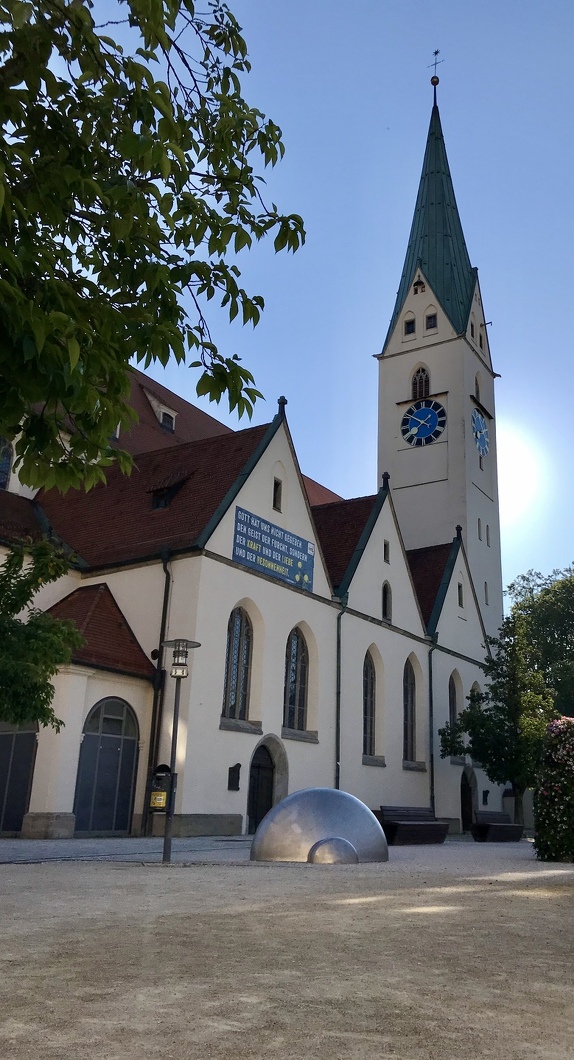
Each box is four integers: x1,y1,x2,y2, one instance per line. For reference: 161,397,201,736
534,717,574,862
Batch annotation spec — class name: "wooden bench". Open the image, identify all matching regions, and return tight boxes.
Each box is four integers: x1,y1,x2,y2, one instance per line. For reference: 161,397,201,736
471,811,524,842
373,806,449,845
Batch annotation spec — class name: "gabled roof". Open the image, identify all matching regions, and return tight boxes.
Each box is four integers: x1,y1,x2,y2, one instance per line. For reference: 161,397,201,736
0,492,43,546
383,99,477,350
406,541,456,633
38,421,276,569
47,583,155,680
117,369,342,507
312,493,381,593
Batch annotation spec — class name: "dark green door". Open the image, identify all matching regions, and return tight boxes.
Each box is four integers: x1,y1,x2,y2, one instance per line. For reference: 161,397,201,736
74,699,139,835
0,721,37,834
248,745,274,834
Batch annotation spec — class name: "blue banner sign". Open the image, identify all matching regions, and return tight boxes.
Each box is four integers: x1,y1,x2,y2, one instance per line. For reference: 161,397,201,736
233,507,315,591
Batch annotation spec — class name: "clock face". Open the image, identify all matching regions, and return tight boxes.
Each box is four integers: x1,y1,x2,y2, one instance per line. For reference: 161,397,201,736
472,408,489,456
401,399,447,446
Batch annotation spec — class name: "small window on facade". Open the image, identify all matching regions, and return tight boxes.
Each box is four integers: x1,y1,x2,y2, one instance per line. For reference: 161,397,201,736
412,367,430,400
222,608,253,721
0,438,13,490
284,627,309,731
383,540,390,564
404,317,415,336
479,332,484,349
458,582,464,608
363,652,376,757
448,675,457,728
479,455,484,471
486,525,491,547
475,376,480,401
403,659,416,762
425,313,437,330
161,411,175,432
484,582,489,606
478,518,482,540
470,321,475,339
273,478,282,512
382,582,392,622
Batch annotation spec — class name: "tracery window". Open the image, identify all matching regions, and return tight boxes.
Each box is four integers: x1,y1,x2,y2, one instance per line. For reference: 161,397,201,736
448,675,458,728
411,367,430,400
382,582,392,622
222,608,253,720
403,659,416,761
363,652,376,756
283,627,308,731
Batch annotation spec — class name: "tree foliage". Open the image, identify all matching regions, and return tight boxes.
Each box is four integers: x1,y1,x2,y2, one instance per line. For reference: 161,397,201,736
0,542,83,728
439,613,557,822
534,717,574,862
0,0,305,491
507,567,574,716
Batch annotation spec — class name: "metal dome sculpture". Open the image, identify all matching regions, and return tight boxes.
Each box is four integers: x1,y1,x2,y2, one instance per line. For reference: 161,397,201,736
250,787,389,863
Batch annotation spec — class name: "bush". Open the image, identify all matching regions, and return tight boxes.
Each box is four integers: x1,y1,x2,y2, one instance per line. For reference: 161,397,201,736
534,717,574,861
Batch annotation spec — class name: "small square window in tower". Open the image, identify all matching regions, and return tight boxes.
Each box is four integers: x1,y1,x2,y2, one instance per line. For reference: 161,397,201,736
273,478,282,512
161,411,175,432
404,318,416,336
425,313,437,330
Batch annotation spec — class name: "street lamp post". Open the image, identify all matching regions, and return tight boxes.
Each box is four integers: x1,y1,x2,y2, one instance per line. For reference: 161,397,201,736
161,638,200,865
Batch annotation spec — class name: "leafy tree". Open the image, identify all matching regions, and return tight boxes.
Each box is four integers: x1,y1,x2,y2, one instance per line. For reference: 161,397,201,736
0,541,83,728
534,717,574,861
0,0,305,491
439,613,557,824
508,567,574,716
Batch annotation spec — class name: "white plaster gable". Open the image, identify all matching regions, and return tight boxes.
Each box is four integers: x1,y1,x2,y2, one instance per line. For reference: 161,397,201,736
382,270,458,358
344,492,426,637
204,419,333,600
433,542,488,663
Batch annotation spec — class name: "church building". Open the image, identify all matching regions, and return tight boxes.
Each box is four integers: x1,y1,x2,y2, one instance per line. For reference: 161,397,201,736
0,85,505,840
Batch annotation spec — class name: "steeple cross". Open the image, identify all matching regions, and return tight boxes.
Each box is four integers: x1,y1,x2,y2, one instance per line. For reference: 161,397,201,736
428,49,445,76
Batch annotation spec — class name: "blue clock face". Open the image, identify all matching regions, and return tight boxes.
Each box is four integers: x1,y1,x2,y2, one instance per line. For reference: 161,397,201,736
472,409,489,456
401,399,447,446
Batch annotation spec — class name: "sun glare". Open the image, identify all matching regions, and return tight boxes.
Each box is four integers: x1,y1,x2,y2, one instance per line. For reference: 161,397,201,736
496,423,548,531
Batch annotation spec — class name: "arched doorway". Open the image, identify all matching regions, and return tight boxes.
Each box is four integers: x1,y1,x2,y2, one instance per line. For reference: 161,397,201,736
248,745,274,834
0,720,38,834
460,769,477,832
73,698,139,835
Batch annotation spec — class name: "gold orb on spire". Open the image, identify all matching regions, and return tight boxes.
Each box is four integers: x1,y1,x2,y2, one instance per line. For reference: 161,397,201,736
431,75,439,86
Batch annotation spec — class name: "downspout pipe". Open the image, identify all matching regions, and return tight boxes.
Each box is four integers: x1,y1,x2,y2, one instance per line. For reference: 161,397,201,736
335,593,349,790
141,547,171,835
428,633,438,815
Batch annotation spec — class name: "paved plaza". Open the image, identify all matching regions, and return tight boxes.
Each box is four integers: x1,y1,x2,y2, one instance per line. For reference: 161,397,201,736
1,839,573,1059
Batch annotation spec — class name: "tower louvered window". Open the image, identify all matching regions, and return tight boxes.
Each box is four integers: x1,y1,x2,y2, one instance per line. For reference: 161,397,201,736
412,368,430,400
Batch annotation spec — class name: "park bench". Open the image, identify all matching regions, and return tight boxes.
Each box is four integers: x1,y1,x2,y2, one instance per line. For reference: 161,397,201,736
471,811,523,842
373,806,449,845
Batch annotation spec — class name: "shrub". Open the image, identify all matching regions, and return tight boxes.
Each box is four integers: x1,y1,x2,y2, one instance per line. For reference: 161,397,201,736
534,717,574,861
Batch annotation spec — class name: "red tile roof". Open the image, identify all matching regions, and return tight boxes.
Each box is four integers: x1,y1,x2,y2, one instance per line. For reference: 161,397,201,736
406,543,454,628
312,495,378,590
118,369,342,507
47,583,155,679
39,423,271,569
0,491,43,545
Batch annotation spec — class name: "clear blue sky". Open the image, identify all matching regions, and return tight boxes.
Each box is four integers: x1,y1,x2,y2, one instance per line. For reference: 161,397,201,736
144,0,574,590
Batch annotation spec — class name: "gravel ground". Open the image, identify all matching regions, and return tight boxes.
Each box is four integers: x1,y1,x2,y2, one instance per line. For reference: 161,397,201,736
1,841,573,1060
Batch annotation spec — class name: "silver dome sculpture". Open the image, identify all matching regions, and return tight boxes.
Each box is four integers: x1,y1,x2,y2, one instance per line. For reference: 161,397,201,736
250,787,389,863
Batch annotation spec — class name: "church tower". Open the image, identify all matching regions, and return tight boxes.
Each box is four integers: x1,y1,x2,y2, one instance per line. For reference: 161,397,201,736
377,81,503,640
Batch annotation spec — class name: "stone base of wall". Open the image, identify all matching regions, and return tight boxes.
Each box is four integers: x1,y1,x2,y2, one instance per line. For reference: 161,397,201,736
151,813,243,838
21,812,76,839
439,817,461,835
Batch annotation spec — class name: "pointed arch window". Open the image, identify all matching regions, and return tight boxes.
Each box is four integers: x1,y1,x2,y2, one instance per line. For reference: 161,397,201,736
0,438,13,490
475,375,481,402
363,652,376,757
284,627,308,731
411,367,430,401
448,675,458,728
222,608,253,720
403,659,416,762
382,581,392,622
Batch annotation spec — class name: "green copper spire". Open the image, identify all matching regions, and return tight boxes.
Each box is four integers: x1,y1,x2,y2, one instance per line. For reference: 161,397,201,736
383,97,477,350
